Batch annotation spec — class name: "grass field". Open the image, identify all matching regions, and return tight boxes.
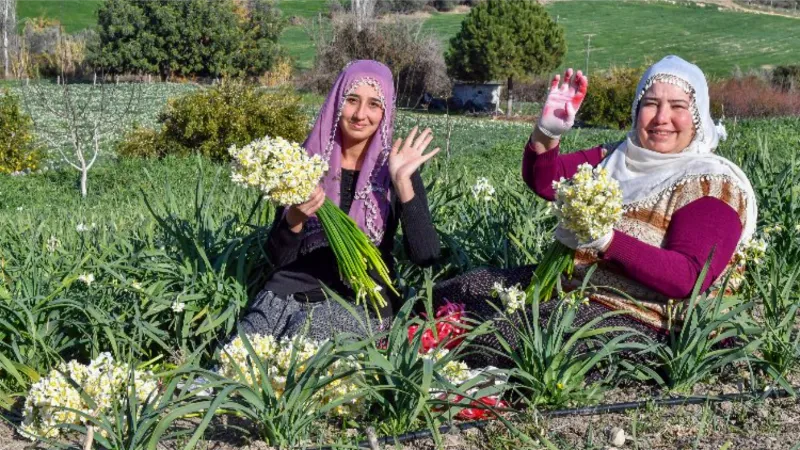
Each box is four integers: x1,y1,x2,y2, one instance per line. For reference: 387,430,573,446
17,0,800,76
284,0,800,77
16,0,102,33
3,102,800,447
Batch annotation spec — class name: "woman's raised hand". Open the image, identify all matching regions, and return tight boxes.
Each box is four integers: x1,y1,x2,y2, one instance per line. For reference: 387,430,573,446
286,185,326,233
536,68,588,140
389,126,440,202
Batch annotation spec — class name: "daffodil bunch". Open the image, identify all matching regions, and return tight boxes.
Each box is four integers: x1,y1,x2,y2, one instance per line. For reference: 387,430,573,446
527,163,623,302
21,353,157,439
220,335,364,416
229,136,397,316
550,163,623,243
229,136,328,206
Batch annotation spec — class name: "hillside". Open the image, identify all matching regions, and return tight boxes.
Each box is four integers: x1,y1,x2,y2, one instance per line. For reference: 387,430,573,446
15,0,800,76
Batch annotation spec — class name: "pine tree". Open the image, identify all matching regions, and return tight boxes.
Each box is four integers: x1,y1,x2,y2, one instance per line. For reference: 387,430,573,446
446,0,566,116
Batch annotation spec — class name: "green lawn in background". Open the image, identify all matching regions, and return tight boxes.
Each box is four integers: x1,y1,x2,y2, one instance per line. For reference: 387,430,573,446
12,0,800,77
16,0,102,32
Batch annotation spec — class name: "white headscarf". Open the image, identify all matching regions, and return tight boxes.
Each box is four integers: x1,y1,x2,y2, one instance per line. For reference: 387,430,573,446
600,55,757,244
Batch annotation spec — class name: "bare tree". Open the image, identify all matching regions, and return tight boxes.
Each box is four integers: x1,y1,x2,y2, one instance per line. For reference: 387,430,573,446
352,0,375,32
0,0,16,78
23,76,142,197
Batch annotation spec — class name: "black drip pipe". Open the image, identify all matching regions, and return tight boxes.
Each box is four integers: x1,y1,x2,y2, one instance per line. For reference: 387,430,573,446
307,386,798,450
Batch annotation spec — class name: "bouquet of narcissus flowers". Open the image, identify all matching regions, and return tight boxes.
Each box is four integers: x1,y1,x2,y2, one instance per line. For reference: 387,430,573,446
220,335,364,416
229,136,397,316
526,163,623,302
21,353,157,439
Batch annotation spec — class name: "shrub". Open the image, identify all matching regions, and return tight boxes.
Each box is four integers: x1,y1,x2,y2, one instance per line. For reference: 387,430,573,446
446,0,565,116
578,66,643,130
772,65,800,91
91,0,285,79
118,82,308,161
375,0,430,14
305,14,451,107
116,126,164,159
710,76,800,118
16,20,95,79
432,0,459,12
0,91,42,174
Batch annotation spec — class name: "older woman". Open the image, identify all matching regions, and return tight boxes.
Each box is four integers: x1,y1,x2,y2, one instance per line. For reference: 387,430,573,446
238,60,441,341
434,55,756,367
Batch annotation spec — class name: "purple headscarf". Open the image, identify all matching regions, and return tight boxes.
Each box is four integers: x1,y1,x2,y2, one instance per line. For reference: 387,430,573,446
299,60,395,254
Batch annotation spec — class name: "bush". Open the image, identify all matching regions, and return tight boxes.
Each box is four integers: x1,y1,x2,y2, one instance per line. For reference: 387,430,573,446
772,65,800,91
578,66,643,130
304,14,451,107
117,82,308,161
116,126,164,159
710,76,800,118
15,20,95,79
91,0,285,79
375,0,430,14
0,91,42,174
432,0,459,11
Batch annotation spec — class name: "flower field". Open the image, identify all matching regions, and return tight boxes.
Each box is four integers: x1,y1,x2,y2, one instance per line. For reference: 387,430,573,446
2,82,800,448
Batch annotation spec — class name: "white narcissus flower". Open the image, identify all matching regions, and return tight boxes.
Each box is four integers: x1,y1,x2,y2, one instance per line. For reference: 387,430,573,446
737,237,768,265
229,136,328,206
219,335,365,417
492,282,526,314
471,177,496,202
77,273,95,286
21,353,157,440
46,235,60,252
551,163,623,244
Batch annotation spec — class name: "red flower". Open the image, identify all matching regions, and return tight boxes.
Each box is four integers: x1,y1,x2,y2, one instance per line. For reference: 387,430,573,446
408,302,469,353
408,324,438,353
438,394,509,420
456,396,509,420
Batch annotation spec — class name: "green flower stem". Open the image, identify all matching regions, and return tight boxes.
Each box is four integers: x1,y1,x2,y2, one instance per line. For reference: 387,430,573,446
315,199,398,317
525,241,575,303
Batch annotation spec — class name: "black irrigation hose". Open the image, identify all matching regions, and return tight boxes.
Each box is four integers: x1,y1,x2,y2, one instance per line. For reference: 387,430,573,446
307,386,799,450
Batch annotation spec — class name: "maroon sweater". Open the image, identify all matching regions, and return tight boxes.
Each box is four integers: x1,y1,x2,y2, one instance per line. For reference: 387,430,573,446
522,142,743,299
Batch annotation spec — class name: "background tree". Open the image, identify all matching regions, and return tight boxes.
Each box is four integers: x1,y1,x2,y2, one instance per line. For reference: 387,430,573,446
232,0,285,76
0,0,16,78
446,0,566,116
90,0,284,80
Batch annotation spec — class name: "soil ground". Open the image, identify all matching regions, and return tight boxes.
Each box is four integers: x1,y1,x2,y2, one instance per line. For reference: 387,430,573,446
3,386,798,450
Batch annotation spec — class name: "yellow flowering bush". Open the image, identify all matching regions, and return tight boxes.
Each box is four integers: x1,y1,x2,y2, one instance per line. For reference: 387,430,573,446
220,335,364,416
21,353,157,439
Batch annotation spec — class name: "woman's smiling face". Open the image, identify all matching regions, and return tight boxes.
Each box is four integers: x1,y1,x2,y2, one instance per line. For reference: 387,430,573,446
636,82,696,154
339,83,384,146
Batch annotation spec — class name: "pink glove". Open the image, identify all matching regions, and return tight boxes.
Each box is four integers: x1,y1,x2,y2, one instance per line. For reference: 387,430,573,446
536,68,588,139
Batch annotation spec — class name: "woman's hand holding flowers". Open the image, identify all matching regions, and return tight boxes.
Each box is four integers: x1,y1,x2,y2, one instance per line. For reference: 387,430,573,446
286,185,326,233
535,68,588,141
554,225,614,252
389,126,440,203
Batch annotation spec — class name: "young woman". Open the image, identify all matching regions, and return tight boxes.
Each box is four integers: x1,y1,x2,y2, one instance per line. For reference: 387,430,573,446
238,60,441,340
